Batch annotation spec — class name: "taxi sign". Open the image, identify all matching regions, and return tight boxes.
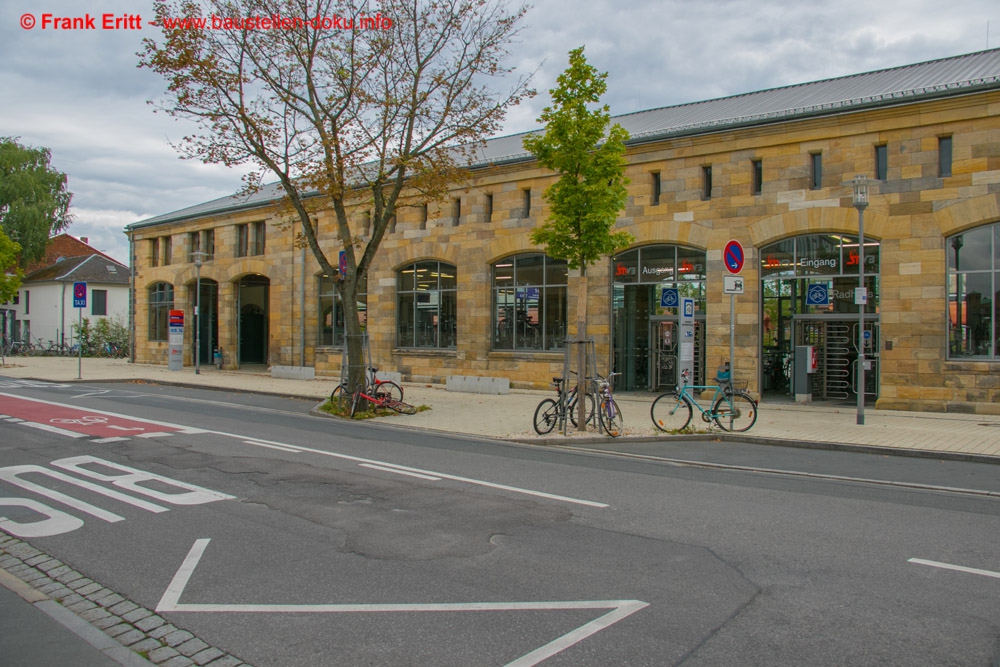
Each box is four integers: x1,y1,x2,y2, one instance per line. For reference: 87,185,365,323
73,282,87,308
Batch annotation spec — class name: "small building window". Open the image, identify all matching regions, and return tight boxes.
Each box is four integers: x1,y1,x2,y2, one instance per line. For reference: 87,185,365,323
810,153,822,190
23,290,29,314
236,224,249,257
420,204,428,230
752,159,763,195
939,136,953,177
250,221,265,255
875,145,888,181
162,236,172,266
363,211,371,237
92,290,107,316
702,166,712,200
522,188,531,218
453,198,461,226
150,238,160,267
485,193,493,222
188,231,200,261
202,229,215,259
148,282,174,341
651,172,661,205
397,261,457,348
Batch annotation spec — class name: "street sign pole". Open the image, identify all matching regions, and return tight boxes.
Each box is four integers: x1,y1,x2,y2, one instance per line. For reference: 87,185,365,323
723,242,745,384
73,282,87,380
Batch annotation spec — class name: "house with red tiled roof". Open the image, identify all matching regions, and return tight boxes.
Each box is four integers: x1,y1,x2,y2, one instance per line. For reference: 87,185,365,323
2,235,129,349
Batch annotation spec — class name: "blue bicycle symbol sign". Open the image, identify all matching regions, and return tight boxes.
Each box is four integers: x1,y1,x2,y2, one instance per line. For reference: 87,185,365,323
660,289,679,308
806,284,829,306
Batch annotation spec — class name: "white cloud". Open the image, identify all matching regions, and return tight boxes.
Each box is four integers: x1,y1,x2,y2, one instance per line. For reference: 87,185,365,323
2,0,998,268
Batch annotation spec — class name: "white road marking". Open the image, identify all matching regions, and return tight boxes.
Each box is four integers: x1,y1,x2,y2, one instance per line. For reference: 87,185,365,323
21,421,88,438
91,437,130,443
360,463,441,481
908,558,1000,579
136,432,174,438
243,440,301,453
1,392,607,509
157,539,648,667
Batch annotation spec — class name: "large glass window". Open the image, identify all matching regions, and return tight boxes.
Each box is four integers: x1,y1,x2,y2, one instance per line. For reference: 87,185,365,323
148,282,174,341
493,254,567,351
396,261,457,348
947,224,998,358
318,274,367,346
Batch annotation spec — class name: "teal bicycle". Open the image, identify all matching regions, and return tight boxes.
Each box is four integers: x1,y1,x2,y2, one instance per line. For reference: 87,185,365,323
650,368,758,433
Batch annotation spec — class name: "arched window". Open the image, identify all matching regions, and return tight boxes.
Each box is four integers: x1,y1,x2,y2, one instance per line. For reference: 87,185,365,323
318,274,367,346
148,282,174,341
492,254,567,351
947,223,999,358
396,261,456,348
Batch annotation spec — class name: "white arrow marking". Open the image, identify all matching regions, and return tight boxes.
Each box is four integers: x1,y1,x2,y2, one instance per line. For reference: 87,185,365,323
157,539,648,666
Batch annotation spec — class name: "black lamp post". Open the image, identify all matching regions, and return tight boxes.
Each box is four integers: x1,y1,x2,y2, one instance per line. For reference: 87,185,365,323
852,175,869,425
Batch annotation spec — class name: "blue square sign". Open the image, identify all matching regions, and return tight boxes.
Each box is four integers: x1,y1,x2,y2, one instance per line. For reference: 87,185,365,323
806,284,829,306
73,282,87,308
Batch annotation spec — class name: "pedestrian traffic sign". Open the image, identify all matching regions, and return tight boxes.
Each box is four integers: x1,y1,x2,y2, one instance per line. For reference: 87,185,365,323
73,282,87,308
724,240,745,274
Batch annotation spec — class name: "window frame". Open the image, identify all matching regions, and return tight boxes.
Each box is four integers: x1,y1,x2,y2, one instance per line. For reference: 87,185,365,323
702,165,712,200
874,145,888,181
491,253,568,352
396,261,457,349
810,152,822,190
752,159,763,195
946,223,997,359
939,136,953,177
91,289,107,316
651,171,661,205
148,282,174,342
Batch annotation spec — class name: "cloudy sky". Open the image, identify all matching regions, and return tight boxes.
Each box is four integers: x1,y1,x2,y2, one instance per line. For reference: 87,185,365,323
1,0,998,265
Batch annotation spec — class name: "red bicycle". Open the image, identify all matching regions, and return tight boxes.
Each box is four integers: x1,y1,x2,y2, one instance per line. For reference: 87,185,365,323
349,385,417,417
331,366,404,403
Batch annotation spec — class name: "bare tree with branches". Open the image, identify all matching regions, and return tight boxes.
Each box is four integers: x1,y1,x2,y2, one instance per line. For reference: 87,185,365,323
141,0,533,395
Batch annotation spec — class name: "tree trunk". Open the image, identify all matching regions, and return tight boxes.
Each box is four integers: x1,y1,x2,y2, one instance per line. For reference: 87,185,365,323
339,274,367,406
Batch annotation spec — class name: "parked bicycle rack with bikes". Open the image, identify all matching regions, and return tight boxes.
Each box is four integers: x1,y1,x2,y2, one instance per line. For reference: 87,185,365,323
650,366,758,433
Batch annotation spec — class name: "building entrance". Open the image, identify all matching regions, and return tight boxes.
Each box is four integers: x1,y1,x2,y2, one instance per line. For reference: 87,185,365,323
611,245,707,392
237,275,269,365
761,233,880,401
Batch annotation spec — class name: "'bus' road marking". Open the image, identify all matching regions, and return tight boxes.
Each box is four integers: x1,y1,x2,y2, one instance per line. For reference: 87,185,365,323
158,539,648,667
908,558,1000,580
0,393,606,508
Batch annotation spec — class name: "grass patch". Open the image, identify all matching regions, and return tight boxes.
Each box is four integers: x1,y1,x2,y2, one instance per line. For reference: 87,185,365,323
319,398,430,419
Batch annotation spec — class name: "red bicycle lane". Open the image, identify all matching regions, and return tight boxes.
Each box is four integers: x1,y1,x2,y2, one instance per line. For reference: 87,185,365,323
0,393,204,440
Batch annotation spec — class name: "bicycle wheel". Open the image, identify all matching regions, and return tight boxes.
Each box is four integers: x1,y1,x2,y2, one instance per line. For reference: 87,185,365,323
383,399,417,415
373,381,403,403
533,398,559,435
569,392,595,427
713,392,758,432
650,393,693,432
599,397,623,438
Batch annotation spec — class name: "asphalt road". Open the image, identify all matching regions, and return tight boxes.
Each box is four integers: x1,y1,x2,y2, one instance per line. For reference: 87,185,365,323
1,379,998,666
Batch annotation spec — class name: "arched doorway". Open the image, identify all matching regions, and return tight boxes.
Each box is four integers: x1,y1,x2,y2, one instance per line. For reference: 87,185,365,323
611,245,707,391
237,275,269,365
760,233,880,401
190,279,218,365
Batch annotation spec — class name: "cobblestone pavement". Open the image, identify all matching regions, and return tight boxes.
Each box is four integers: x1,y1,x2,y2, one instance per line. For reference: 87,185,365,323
0,532,252,667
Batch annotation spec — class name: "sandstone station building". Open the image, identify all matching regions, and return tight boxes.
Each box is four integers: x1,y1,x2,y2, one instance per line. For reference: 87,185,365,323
127,48,1000,414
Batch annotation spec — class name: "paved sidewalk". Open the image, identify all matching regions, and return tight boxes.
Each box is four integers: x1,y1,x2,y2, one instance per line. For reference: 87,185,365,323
2,355,999,462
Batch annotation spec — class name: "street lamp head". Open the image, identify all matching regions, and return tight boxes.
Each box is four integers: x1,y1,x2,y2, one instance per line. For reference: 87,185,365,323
852,174,869,211
192,250,207,269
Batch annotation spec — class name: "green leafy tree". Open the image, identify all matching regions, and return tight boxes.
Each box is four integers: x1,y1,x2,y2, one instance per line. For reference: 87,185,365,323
141,0,532,398
523,46,632,431
0,138,73,268
0,229,22,303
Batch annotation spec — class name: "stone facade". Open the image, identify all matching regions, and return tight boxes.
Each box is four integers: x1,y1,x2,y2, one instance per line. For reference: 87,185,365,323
128,65,1000,414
